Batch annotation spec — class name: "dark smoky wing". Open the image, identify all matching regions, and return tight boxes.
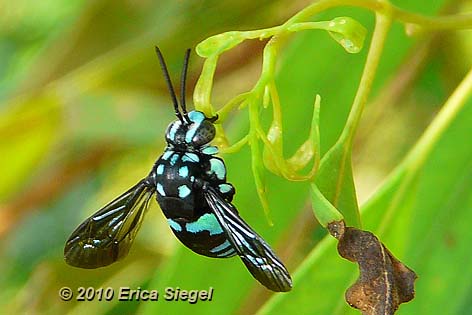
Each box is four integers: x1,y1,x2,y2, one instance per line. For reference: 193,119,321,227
64,179,155,268
203,186,292,292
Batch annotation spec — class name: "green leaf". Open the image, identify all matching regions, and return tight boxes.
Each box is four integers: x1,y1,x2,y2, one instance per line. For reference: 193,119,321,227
315,142,361,227
310,183,344,227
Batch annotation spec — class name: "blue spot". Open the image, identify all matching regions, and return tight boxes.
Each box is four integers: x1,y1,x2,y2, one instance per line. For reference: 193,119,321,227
190,176,195,182
156,164,165,175
168,121,181,141
218,183,232,194
170,154,179,166
210,240,231,253
167,219,182,232
182,153,199,162
178,185,191,198
186,213,223,235
178,166,189,178
202,146,218,155
188,111,205,123
210,158,226,180
185,125,198,143
161,150,173,160
156,183,166,196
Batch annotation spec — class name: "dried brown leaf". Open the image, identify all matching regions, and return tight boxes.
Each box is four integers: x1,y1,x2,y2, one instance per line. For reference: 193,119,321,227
328,221,417,315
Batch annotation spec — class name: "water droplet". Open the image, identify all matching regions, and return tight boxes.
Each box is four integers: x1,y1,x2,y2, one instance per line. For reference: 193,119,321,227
326,17,366,54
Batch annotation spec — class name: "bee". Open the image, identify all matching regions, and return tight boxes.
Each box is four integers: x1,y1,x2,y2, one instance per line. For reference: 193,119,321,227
64,47,292,292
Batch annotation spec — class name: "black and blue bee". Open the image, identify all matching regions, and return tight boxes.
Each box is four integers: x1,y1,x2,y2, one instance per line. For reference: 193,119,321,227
64,47,292,292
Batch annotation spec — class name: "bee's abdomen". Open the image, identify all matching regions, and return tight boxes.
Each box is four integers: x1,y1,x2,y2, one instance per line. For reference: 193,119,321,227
167,214,236,258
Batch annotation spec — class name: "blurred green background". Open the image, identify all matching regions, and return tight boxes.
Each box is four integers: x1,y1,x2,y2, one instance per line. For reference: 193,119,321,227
1,0,471,314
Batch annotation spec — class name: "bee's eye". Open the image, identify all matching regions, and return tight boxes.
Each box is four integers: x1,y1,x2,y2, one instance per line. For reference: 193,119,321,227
165,120,183,143
190,121,216,146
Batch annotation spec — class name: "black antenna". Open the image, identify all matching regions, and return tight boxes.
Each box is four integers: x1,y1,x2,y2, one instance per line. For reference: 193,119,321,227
180,49,191,123
155,46,184,123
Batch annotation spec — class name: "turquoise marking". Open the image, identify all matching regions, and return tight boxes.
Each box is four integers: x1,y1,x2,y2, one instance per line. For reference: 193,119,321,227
189,176,195,182
185,213,223,235
167,219,182,232
182,152,199,162
168,121,181,141
178,185,191,198
156,164,165,175
161,150,173,160
170,153,179,166
210,240,231,253
185,125,199,143
218,183,232,194
210,158,226,180
178,166,189,178
156,183,166,196
188,111,205,123
202,146,218,155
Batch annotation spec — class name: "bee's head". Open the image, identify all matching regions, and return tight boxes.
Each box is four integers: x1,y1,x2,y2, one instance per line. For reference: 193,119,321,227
165,110,217,148
155,47,217,149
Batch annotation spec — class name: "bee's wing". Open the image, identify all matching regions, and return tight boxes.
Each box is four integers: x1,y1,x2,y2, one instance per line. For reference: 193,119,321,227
64,179,155,268
203,186,292,292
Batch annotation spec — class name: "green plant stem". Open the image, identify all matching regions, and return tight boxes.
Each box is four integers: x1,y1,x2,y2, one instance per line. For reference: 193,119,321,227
287,0,472,30
376,66,472,236
393,5,472,30
404,67,472,173
340,13,392,147
248,96,273,225
193,55,218,116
